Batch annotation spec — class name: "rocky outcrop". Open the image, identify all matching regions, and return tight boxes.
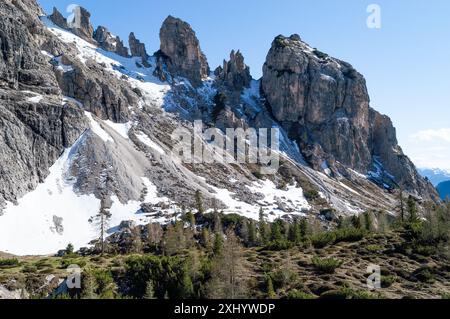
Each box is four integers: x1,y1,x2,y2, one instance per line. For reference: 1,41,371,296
49,7,67,29
214,50,251,91
69,6,94,43
261,34,437,199
93,26,117,52
262,35,371,171
93,26,129,57
159,16,209,87
54,54,137,122
115,36,129,58
129,32,148,63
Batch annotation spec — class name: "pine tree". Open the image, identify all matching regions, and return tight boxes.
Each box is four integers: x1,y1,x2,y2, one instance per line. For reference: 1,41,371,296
271,219,283,241
185,211,196,231
95,163,113,256
181,271,194,298
363,211,373,232
213,232,224,255
266,276,276,299
299,218,308,239
65,243,75,255
206,229,247,298
288,221,301,244
201,227,211,250
147,223,163,250
163,221,186,256
195,190,204,214
248,221,257,246
130,226,143,253
399,187,405,222
81,272,98,299
214,209,222,234
239,220,249,244
407,195,418,223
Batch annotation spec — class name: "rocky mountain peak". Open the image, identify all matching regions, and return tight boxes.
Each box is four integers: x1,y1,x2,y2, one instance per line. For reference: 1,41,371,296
214,50,251,92
159,15,209,87
129,32,149,65
261,33,437,200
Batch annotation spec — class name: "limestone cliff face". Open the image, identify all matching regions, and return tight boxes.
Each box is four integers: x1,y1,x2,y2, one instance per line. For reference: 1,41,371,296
260,34,437,199
0,0,87,207
159,16,209,87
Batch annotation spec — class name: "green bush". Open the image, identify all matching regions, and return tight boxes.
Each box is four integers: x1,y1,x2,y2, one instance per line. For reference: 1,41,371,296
334,228,365,243
311,232,336,248
381,275,396,288
286,290,317,299
312,257,343,274
264,240,294,251
60,258,87,269
304,189,320,201
22,263,38,273
0,258,20,268
413,267,435,283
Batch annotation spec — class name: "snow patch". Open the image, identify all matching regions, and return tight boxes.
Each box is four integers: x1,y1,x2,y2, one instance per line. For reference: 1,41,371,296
136,132,166,155
84,112,113,143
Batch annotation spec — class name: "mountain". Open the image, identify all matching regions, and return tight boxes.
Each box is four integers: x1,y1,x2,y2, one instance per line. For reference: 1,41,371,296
419,168,450,187
437,181,450,200
0,0,439,255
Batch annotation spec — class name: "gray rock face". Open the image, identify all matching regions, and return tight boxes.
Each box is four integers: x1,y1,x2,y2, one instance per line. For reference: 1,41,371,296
214,50,251,91
159,16,209,87
1,0,57,92
114,36,129,58
49,7,67,29
93,26,117,52
261,34,437,199
54,54,137,122
129,32,148,62
69,6,94,43
0,90,88,206
262,35,371,171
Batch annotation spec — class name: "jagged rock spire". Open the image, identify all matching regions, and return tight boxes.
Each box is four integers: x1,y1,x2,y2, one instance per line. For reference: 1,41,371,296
93,26,129,57
93,26,116,52
49,7,67,29
159,15,209,87
129,32,148,61
115,36,129,58
214,50,251,91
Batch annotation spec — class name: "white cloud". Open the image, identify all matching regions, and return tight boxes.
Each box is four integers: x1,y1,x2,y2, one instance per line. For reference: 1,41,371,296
410,128,450,143
404,128,450,171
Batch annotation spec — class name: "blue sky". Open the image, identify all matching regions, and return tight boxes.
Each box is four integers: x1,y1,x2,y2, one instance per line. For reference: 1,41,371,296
37,0,450,170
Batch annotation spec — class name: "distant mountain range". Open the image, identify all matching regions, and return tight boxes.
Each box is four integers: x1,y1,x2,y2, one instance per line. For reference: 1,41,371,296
418,168,450,187
437,181,450,200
